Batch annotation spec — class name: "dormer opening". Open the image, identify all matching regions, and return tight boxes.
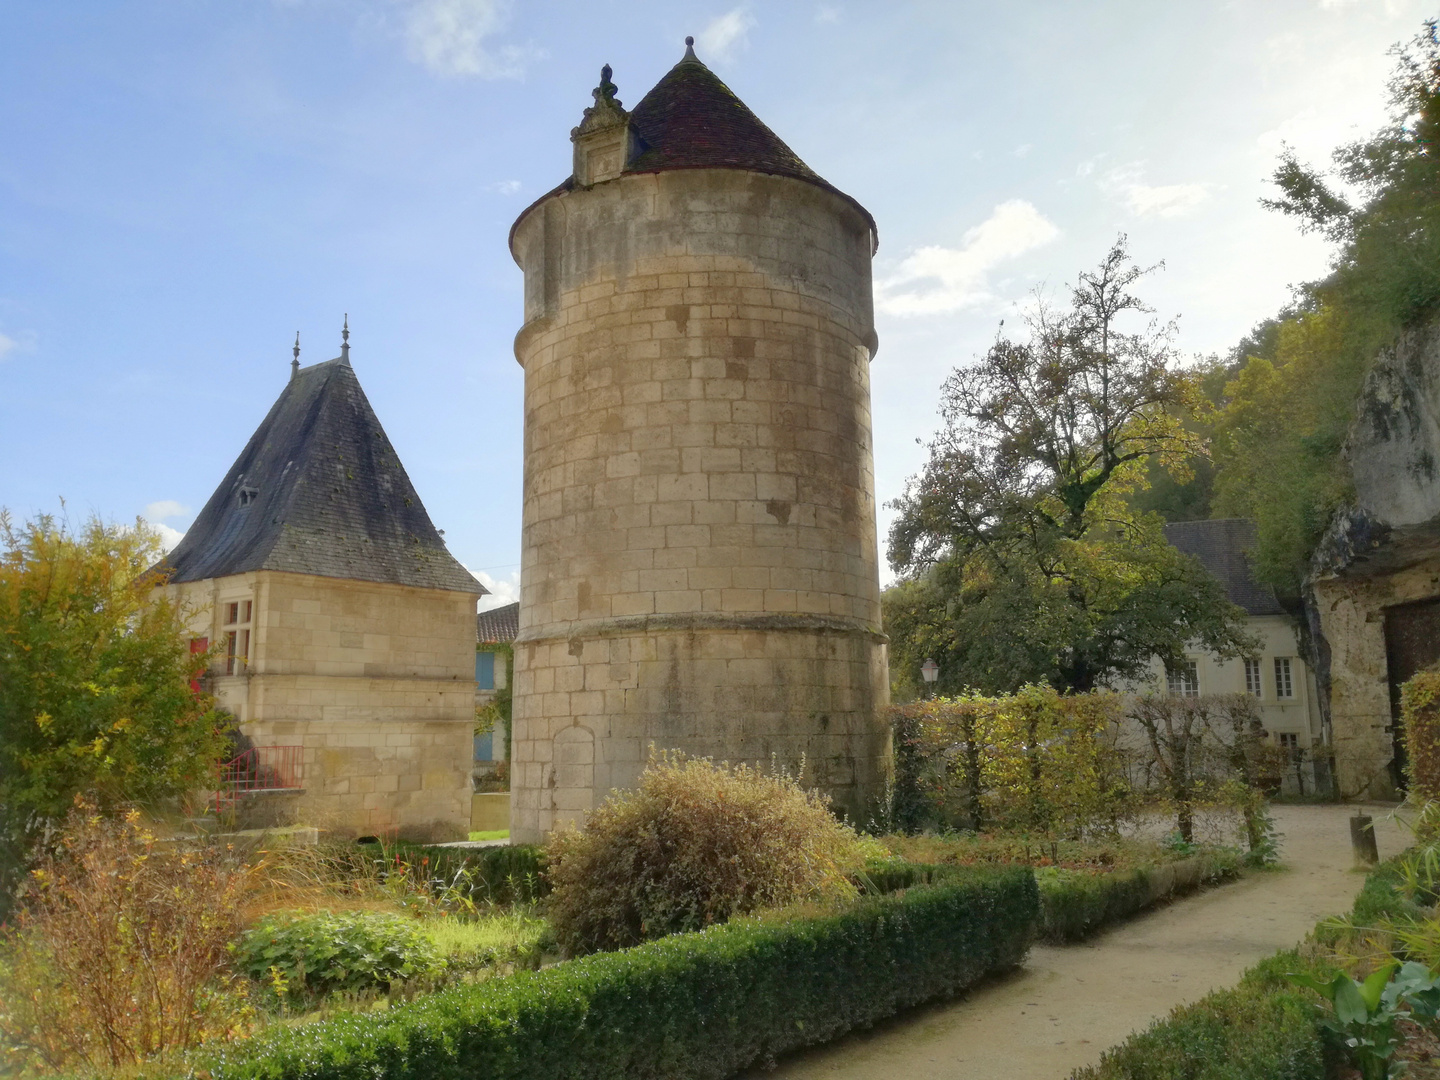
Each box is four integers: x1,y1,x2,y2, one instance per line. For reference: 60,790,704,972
238,486,259,508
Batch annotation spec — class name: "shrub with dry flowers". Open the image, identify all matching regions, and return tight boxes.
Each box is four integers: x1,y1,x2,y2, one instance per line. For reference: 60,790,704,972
0,803,258,1075
545,751,869,955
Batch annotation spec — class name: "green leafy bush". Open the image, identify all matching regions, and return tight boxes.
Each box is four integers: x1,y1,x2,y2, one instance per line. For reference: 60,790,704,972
546,753,869,955
234,911,444,1004
138,865,1038,1080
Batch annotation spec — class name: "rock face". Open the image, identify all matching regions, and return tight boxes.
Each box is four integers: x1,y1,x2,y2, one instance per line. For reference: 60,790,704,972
1350,323,1440,528
1310,319,1440,799
505,49,890,842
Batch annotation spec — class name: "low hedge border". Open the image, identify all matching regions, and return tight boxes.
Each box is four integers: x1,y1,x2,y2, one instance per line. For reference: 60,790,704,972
152,864,1038,1080
1070,949,1338,1080
1039,849,1243,943
1070,854,1421,1079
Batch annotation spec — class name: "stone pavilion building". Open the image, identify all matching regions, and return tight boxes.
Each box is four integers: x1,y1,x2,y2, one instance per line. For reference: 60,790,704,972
159,329,483,840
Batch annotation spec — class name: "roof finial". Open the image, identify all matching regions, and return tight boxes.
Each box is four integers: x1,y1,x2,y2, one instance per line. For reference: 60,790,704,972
684,35,696,60
340,314,349,363
291,331,300,382
594,64,619,106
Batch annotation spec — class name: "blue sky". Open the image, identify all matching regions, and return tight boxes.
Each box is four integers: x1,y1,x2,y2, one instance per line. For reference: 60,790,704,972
0,0,1430,606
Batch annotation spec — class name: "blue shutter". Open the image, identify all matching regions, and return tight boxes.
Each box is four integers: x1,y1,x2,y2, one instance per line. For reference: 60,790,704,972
476,650,495,689
474,731,494,761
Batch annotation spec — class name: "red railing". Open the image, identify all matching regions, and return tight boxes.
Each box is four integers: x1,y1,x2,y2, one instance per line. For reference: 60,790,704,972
214,745,303,814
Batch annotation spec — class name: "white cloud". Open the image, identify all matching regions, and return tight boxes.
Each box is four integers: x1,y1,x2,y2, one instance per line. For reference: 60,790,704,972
0,332,15,360
814,4,840,23
401,0,540,78
486,179,521,195
1101,164,1213,218
875,200,1060,317
696,8,756,62
144,500,190,521
150,523,186,552
142,501,190,551
471,567,520,610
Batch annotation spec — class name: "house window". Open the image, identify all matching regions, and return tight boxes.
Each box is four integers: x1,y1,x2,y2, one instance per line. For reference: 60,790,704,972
1274,656,1295,699
476,650,496,690
1244,658,1264,698
238,486,258,508
1278,732,1300,753
222,600,253,675
1166,660,1199,698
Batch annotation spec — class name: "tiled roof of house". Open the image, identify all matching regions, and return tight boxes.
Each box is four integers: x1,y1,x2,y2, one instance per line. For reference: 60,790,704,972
1164,519,1286,617
160,355,483,595
511,45,876,248
476,601,520,644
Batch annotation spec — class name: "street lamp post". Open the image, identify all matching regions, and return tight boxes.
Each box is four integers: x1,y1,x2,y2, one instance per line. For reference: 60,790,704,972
920,658,939,698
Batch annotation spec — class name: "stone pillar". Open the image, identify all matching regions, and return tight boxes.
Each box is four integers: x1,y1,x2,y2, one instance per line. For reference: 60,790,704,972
507,168,890,842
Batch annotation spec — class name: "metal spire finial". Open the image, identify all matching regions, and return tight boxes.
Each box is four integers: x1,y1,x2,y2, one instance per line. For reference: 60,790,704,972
291,331,300,381
340,314,350,363
684,35,696,60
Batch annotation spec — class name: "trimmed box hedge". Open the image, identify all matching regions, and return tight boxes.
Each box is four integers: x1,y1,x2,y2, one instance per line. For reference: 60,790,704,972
1039,849,1242,943
153,864,1037,1080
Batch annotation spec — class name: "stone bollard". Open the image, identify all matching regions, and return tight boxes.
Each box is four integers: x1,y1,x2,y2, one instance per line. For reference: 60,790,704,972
1350,813,1380,866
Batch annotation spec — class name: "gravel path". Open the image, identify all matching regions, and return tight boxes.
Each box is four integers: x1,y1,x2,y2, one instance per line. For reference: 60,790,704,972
742,804,1409,1080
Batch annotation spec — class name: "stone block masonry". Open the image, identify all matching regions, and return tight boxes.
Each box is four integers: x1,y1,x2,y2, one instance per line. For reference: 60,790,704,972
509,167,891,842
169,570,475,841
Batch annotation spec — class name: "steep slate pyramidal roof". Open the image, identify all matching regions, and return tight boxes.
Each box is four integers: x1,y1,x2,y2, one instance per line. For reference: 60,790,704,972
1164,519,1285,617
162,356,482,594
513,43,876,243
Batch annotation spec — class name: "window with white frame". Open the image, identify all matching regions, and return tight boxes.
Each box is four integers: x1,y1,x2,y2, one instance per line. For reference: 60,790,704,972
1274,656,1294,699
1166,659,1200,698
223,599,253,675
1244,658,1264,698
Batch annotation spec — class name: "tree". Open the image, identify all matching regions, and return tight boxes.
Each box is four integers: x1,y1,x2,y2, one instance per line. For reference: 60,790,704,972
1128,693,1273,851
886,239,1255,695
1211,21,1440,594
1265,20,1440,332
0,510,229,911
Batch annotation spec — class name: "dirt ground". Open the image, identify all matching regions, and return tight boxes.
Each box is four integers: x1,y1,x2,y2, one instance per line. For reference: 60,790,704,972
741,804,1410,1080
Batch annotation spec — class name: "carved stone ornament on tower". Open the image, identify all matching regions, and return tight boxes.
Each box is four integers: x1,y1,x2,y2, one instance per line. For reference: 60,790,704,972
571,64,634,187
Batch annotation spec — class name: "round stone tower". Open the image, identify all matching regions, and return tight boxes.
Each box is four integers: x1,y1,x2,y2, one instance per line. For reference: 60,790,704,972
507,42,888,842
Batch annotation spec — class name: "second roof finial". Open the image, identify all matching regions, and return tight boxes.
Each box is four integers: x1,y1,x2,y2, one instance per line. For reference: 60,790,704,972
684,35,696,59
340,314,350,363
291,331,300,381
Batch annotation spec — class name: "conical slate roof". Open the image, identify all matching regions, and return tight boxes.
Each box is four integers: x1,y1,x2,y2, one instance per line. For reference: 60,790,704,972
161,356,482,594
512,45,875,245
626,51,827,183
